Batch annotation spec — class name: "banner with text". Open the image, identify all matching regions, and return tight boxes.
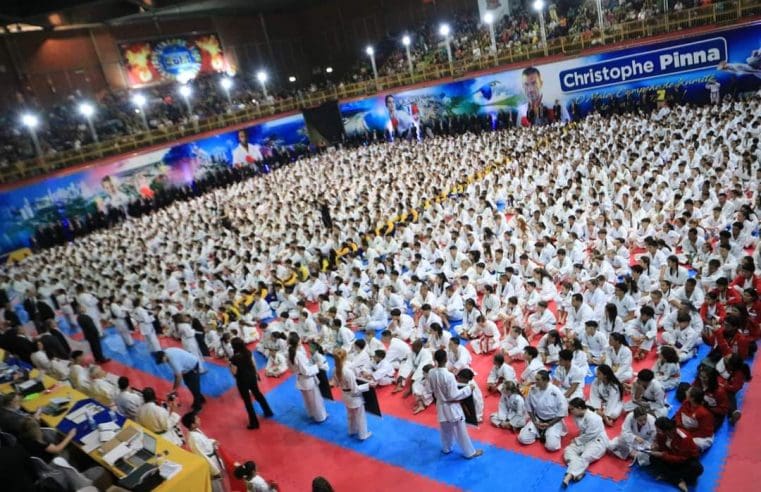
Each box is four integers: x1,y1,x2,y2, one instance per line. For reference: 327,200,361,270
341,22,761,134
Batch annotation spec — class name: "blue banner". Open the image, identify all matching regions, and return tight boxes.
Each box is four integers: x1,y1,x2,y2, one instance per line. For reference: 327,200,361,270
559,37,727,92
340,22,761,134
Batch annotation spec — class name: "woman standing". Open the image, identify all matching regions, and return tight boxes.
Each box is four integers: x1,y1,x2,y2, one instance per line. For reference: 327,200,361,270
333,348,371,440
287,332,327,423
230,337,274,429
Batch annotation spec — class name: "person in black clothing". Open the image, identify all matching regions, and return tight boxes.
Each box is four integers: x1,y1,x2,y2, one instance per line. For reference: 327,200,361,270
3,302,21,328
319,200,333,229
44,319,71,358
76,306,109,364
36,323,68,360
1,327,35,364
35,298,56,323
229,337,274,429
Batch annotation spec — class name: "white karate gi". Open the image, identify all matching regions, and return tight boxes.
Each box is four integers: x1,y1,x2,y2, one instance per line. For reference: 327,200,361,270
563,410,609,478
473,320,501,354
623,379,669,417
427,367,478,457
385,337,412,369
518,384,568,451
188,428,225,492
288,347,327,422
177,322,206,372
110,302,134,347
335,367,371,439
134,306,161,353
553,363,586,400
587,380,623,419
487,363,517,387
607,412,656,460
604,345,633,382
491,392,528,429
370,358,395,386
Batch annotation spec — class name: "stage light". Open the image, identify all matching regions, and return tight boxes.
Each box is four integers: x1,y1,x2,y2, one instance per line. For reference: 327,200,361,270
132,93,146,107
484,12,494,24
220,77,233,90
326,67,333,74
256,70,268,83
439,23,450,37
288,76,296,82
78,102,95,118
365,46,374,56
179,85,192,98
21,113,39,129
533,0,545,11
402,35,411,47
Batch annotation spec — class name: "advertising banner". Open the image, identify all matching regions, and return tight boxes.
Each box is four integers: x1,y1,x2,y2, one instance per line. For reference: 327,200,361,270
0,114,308,253
341,22,761,134
120,33,227,86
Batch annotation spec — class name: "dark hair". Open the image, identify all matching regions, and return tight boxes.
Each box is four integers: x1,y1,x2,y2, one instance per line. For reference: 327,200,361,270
288,331,301,364
660,345,679,364
312,476,335,492
596,364,624,397
142,387,157,403
434,349,447,365
522,66,541,78
559,349,573,362
234,461,257,480
655,416,676,431
637,369,655,382
118,376,129,391
569,397,588,410
181,411,198,429
524,346,538,359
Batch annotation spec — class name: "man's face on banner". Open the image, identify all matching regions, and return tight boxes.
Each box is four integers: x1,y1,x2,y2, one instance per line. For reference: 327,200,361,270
238,130,248,147
385,95,396,114
522,71,543,104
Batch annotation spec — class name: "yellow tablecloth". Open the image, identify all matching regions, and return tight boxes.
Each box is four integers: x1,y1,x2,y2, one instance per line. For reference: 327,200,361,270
1,373,211,492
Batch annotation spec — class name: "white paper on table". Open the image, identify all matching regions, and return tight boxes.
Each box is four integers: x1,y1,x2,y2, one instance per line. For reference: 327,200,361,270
159,460,183,480
79,430,101,453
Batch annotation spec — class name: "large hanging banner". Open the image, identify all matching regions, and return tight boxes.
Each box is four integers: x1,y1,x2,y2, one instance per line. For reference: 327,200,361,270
0,114,309,254
120,33,227,87
341,21,761,134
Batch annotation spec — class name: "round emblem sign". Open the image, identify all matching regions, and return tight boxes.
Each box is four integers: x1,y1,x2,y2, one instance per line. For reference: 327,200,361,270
152,39,202,81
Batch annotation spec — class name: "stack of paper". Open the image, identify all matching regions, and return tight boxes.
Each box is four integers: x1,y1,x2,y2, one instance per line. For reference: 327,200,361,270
159,460,183,481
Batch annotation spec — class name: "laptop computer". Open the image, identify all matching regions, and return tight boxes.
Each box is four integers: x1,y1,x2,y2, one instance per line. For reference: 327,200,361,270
115,433,157,474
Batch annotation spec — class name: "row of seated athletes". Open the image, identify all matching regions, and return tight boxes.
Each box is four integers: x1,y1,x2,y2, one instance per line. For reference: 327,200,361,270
267,281,755,490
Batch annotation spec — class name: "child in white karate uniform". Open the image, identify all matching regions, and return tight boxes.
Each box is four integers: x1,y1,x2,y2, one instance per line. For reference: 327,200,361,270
412,364,435,414
652,345,681,391
490,381,528,430
486,353,517,393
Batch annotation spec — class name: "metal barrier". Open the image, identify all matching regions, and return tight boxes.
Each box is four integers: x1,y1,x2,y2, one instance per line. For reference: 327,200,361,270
1,0,758,185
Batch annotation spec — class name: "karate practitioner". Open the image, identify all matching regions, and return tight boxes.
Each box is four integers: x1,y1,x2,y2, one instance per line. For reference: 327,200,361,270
333,348,371,440
287,332,327,423
427,349,483,459
519,370,568,451
562,398,609,487
490,381,528,430
183,411,225,492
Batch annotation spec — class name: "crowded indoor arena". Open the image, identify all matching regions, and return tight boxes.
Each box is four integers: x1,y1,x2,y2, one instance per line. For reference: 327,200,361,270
0,0,760,491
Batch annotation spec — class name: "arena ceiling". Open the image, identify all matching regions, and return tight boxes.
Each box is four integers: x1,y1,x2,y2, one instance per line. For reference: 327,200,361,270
0,0,325,30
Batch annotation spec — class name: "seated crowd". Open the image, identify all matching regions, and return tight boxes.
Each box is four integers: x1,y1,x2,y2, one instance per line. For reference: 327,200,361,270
0,91,759,492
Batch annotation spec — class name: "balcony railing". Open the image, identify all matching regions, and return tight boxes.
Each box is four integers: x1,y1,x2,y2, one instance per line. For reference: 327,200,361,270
2,0,759,185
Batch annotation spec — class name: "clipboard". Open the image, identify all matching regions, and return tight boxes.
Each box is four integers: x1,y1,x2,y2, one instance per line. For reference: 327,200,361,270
357,379,382,417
